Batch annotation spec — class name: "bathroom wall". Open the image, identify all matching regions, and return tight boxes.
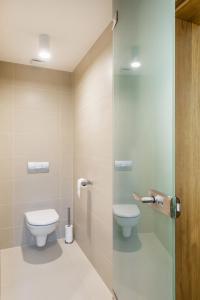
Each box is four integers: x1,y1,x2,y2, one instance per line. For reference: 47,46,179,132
0,61,73,248
73,25,113,288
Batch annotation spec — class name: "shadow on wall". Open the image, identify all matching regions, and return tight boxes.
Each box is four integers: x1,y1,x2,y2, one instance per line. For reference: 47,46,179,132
21,240,63,264
86,190,92,240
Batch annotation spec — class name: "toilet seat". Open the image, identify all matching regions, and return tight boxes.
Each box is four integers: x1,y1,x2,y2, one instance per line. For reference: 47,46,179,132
25,209,59,226
113,204,140,218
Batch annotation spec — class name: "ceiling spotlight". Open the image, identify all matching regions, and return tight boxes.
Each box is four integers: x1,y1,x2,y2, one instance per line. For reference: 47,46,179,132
131,61,141,69
38,34,51,61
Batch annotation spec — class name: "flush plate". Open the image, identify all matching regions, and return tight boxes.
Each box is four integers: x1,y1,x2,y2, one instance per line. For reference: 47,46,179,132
27,161,49,174
114,160,133,171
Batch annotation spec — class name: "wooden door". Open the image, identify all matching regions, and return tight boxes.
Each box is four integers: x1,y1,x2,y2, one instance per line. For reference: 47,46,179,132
176,17,200,300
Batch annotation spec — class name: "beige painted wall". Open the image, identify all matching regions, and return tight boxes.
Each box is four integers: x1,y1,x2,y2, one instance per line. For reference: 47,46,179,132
73,26,113,289
0,61,74,248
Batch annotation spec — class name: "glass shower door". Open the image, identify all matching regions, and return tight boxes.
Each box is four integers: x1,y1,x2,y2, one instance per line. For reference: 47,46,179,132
113,0,175,299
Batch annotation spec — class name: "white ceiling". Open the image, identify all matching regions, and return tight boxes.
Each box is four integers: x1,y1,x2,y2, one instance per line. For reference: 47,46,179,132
0,0,112,72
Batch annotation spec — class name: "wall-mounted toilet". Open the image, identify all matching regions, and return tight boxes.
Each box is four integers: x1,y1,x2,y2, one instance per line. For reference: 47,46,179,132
25,209,59,247
113,204,140,238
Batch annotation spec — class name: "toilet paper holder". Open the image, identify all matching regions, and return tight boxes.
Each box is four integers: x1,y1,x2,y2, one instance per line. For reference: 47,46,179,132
77,178,93,198
80,179,92,186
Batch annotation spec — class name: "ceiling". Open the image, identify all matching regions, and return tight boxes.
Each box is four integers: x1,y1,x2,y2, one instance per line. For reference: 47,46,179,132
0,0,112,72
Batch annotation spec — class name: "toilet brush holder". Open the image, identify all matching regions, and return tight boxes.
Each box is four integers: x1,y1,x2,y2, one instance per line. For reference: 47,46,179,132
65,224,73,244
65,207,73,244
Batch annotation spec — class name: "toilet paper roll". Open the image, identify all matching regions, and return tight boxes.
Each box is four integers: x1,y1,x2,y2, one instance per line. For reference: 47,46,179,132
77,178,87,198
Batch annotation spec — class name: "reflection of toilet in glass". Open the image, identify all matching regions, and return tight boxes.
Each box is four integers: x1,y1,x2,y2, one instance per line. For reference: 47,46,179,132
113,204,140,238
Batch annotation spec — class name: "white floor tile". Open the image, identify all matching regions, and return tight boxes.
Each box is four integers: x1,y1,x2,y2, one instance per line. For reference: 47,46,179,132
1,239,112,300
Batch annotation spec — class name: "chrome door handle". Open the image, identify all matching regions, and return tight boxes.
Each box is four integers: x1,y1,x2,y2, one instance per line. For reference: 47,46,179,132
133,189,176,218
141,196,155,203
133,193,164,205
133,189,181,218
133,194,155,203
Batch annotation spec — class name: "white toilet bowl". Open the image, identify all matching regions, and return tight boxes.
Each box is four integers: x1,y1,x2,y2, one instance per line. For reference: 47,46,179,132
25,209,59,247
113,204,140,238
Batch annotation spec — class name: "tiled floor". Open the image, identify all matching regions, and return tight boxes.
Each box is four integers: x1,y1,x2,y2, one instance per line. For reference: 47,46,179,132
1,239,112,300
113,233,173,300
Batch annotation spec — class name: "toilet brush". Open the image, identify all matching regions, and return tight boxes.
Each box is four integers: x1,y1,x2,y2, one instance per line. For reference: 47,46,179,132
65,207,73,244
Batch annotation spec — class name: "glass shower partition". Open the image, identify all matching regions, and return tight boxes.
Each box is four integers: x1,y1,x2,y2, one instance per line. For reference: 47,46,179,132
113,0,175,299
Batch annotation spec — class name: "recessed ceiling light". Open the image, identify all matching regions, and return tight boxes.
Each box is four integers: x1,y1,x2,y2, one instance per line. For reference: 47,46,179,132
38,50,51,60
130,61,141,69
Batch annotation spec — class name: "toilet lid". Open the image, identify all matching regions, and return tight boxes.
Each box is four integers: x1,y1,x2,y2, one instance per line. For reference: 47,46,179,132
113,204,140,218
25,209,59,226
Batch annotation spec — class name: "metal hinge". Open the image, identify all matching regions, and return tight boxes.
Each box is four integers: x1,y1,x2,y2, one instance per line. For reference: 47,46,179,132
170,197,181,218
112,10,118,31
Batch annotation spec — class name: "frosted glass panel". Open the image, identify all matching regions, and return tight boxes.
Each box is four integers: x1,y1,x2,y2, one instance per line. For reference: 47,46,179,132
113,0,175,299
